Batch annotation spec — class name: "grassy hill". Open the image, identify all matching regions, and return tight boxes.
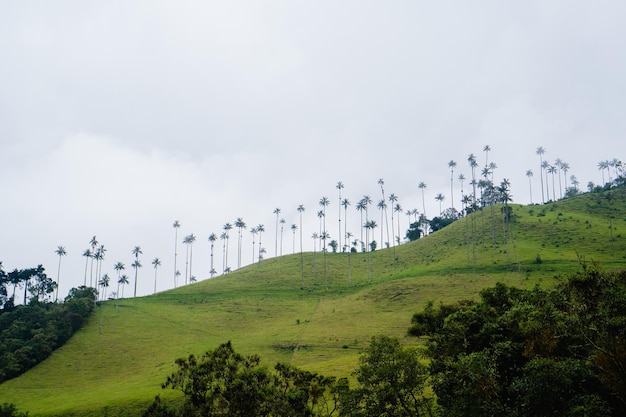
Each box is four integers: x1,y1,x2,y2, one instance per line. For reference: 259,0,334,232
1,187,625,416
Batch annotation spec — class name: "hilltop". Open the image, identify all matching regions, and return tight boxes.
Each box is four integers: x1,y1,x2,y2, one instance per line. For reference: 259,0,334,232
1,187,625,416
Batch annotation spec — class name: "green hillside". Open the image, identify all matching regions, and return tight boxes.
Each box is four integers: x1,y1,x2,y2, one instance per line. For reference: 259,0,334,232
1,187,625,416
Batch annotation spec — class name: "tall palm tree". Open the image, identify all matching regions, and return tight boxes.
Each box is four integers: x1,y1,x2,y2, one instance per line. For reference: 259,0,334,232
555,158,564,199
273,208,281,257
526,169,534,204
561,161,570,191
458,174,466,214
256,224,265,265
152,257,161,294
448,160,457,210
467,154,478,206
54,245,66,302
536,147,546,203
393,201,402,245
548,165,557,201
114,261,125,310
94,245,106,289
418,182,427,222
571,175,579,192
341,198,350,252
172,220,180,288
99,274,110,301
388,194,398,247
221,232,228,273
346,231,353,285
356,199,367,251
131,246,142,297
598,160,608,185
297,204,305,287
336,181,344,252
364,220,377,283
435,193,445,215
250,227,258,265
319,197,330,253
82,249,92,287
377,199,388,247
89,236,98,287
483,145,491,168
291,224,298,254
378,178,390,249
118,274,129,299
183,234,191,285
279,218,286,256
311,232,319,275
187,234,196,283
208,233,217,277
223,223,232,270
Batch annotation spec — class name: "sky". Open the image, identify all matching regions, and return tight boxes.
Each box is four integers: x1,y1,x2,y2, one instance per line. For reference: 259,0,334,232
1,1,625,302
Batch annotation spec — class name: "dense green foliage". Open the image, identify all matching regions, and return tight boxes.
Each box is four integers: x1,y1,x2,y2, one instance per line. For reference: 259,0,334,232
0,403,28,417
410,264,626,416
0,278,96,383
145,336,435,417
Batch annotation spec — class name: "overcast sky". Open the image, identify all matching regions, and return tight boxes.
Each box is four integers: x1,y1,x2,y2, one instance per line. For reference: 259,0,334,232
1,1,625,301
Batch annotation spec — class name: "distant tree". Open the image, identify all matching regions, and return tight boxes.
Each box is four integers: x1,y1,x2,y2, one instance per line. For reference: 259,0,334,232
405,222,422,242
82,249,91,287
208,233,217,277
54,245,67,302
131,246,142,297
536,147,546,203
89,236,98,287
526,169,533,204
279,218,286,256
448,160,457,210
98,274,110,300
152,258,161,294
234,218,246,269
342,198,351,252
290,224,297,254
256,224,265,265
0,403,29,417
273,207,281,257
117,272,129,301
435,193,445,215
329,240,338,253
297,204,305,287
172,220,180,288
418,182,427,223
337,181,344,252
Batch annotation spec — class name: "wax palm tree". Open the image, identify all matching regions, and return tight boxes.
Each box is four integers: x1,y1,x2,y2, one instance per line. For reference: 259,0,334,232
54,245,66,302
221,232,228,273
152,257,161,294
118,274,129,299
114,262,125,310
536,147,546,203
183,234,191,285
598,160,608,185
82,249,91,287
467,153,478,204
364,220,377,283
319,197,330,253
311,232,319,275
297,204,305,287
94,245,106,289
378,178,390,249
346,231,353,285
291,224,298,254
336,181,344,252
561,161,570,191
448,160,457,210
208,233,217,277
88,236,98,285
377,199,387,247
555,158,564,199
571,175,579,192
526,169,533,204
172,220,180,287
341,198,350,252
99,274,110,301
273,208,281,257
547,165,557,201
279,218,286,256
388,194,398,247
435,193,445,215
250,227,257,265
393,202,402,245
187,234,196,283
223,223,232,270
131,246,142,297
458,174,466,214
317,210,324,251
256,224,265,265
483,145,491,168
418,182,427,228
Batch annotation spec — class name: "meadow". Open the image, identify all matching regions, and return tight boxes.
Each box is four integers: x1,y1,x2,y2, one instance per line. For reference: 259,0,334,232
1,187,625,416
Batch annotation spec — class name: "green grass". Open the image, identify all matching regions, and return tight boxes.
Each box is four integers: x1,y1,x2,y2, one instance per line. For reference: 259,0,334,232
1,188,626,416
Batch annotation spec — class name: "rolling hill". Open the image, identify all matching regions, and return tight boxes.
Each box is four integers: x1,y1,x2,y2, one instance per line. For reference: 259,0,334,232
1,187,625,416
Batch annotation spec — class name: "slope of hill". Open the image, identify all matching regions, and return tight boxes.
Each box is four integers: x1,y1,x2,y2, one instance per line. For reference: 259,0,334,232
1,187,625,416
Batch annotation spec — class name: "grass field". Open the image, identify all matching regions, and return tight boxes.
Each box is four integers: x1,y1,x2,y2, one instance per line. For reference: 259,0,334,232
1,187,625,416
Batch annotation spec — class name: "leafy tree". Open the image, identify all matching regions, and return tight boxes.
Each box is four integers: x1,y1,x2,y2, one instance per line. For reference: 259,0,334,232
411,265,626,416
132,246,143,297
0,403,28,417
405,222,422,242
338,336,435,417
